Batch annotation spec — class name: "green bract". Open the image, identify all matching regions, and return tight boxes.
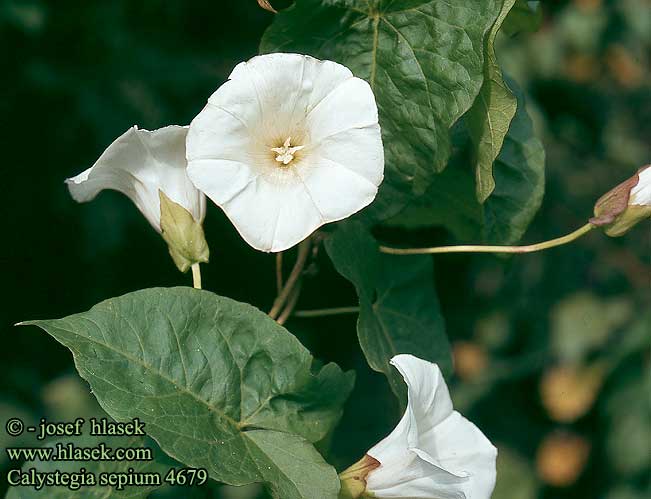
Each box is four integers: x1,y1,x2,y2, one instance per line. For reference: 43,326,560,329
24,288,354,499
159,191,210,273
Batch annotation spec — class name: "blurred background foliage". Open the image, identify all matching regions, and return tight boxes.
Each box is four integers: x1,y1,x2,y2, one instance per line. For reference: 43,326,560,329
0,0,649,498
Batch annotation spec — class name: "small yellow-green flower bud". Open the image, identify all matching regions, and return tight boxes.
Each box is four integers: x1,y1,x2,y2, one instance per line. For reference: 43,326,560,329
159,191,210,273
339,455,380,499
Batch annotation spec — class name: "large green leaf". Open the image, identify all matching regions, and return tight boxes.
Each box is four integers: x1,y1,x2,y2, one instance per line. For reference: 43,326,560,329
5,435,173,499
483,80,545,244
23,288,354,499
325,222,452,403
385,82,544,245
467,0,518,202
261,0,500,219
383,124,483,240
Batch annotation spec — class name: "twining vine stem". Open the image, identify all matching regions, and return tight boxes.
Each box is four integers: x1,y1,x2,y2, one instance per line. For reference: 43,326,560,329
277,281,303,326
293,306,360,318
191,263,202,290
269,238,311,320
379,223,595,255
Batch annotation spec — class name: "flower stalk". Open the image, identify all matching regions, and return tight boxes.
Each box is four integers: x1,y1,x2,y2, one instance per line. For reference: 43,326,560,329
277,280,302,326
191,263,202,290
381,165,651,257
380,223,595,255
269,239,311,320
294,306,360,318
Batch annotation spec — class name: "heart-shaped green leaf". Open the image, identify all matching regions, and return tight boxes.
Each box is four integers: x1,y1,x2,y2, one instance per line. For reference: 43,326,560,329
23,288,354,499
325,222,452,404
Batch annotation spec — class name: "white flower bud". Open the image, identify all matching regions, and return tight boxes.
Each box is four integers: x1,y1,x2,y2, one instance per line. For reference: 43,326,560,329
591,165,651,236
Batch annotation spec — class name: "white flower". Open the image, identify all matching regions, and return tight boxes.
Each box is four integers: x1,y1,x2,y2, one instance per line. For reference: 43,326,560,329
66,125,206,232
629,165,651,206
364,354,497,499
186,53,384,253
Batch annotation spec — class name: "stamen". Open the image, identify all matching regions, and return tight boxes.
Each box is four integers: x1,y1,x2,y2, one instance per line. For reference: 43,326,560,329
271,137,305,165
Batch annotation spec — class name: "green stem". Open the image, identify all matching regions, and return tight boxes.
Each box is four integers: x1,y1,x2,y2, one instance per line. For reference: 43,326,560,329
294,306,360,318
277,280,303,326
380,223,595,255
191,263,202,290
269,239,311,320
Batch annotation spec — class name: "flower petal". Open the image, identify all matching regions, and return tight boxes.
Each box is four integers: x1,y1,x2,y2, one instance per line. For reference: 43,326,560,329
416,411,497,499
311,125,384,186
293,155,379,222
367,451,467,499
392,354,455,432
366,355,496,499
67,126,204,231
230,53,355,133
367,410,411,470
305,76,379,143
204,53,355,141
366,355,453,465
188,158,323,252
187,104,259,164
630,165,651,206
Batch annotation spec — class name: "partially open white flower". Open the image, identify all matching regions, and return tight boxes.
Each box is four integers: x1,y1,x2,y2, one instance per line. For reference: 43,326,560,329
67,125,205,231
67,125,208,271
341,355,497,499
186,53,384,252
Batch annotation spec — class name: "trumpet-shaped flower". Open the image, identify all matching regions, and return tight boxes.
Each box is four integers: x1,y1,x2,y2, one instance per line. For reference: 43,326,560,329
341,355,497,499
66,125,208,271
591,164,651,236
186,53,384,252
